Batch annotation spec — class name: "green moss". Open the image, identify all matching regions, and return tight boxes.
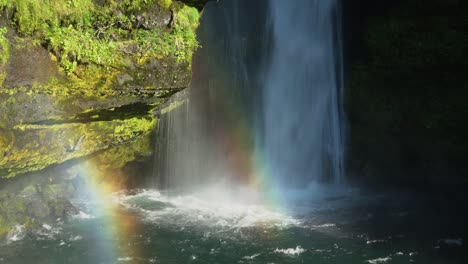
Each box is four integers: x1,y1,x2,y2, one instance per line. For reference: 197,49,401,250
46,26,120,73
0,27,9,85
0,127,14,153
0,0,94,35
96,130,153,169
0,27,8,64
119,0,172,11
131,3,200,65
38,63,120,97
161,99,185,114
159,0,173,9
0,0,200,75
0,116,156,178
172,3,200,64
0,0,199,179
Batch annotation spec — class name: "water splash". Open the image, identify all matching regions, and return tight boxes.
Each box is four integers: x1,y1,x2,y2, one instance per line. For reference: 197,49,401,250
116,188,299,229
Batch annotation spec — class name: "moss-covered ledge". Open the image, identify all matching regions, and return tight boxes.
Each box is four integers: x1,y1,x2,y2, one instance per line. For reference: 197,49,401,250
1,115,157,178
0,0,202,178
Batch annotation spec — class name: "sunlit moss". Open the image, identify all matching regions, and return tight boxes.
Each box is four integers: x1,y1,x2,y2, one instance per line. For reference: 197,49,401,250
160,99,185,115
39,64,120,97
131,3,200,65
0,27,9,64
0,117,156,178
0,0,200,74
96,131,154,170
0,127,14,154
0,0,95,34
0,27,9,86
159,0,173,10
172,3,200,64
0,0,198,177
46,26,120,73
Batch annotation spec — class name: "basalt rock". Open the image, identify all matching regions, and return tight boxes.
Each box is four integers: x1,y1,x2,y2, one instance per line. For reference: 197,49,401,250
0,0,201,178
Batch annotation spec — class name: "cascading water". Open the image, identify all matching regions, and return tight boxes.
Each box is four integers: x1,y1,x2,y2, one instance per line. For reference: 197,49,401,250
154,0,268,191
262,0,345,186
154,0,345,194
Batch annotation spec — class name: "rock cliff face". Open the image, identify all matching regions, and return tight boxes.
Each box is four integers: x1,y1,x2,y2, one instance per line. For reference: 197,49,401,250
0,0,200,178
0,0,202,236
345,0,468,190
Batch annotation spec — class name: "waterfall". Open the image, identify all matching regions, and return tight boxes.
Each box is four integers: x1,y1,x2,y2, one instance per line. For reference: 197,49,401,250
262,0,345,186
153,0,267,190
154,0,345,192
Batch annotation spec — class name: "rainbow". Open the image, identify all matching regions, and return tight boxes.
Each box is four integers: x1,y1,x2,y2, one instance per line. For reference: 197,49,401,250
211,107,284,210
73,160,141,262
67,92,286,261
65,29,290,264
191,53,288,212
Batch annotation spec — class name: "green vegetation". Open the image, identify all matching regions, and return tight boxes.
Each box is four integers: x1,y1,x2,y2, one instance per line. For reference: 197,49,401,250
0,27,9,64
1,116,156,178
0,0,197,125
0,0,200,74
0,0,196,236
171,2,200,64
0,27,8,85
96,132,153,170
159,0,173,9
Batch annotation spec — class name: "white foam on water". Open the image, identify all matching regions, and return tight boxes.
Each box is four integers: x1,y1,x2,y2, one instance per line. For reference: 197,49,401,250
243,253,261,260
6,225,26,243
273,246,306,256
34,223,62,240
69,235,83,241
72,211,95,220
312,223,336,229
367,256,392,264
114,188,300,229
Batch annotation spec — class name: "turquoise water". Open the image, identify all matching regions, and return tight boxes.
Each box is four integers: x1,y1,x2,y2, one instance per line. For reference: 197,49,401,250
0,188,465,264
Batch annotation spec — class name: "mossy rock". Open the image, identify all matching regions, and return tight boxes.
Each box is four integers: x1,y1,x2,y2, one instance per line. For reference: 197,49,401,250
0,0,199,127
0,181,77,237
0,0,202,178
0,127,14,152
0,116,157,178
0,0,204,236
0,0,200,72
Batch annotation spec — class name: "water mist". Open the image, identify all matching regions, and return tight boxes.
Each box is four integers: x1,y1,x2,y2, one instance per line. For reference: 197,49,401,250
154,0,345,202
